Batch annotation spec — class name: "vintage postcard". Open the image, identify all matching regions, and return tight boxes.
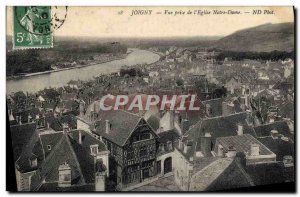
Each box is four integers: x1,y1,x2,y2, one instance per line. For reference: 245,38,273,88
6,6,295,192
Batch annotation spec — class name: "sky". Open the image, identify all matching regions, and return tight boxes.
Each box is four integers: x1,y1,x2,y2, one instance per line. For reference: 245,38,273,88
6,6,294,38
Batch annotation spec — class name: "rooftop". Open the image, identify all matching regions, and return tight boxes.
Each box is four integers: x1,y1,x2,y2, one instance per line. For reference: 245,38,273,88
253,121,293,139
9,122,37,162
215,134,274,156
94,110,143,146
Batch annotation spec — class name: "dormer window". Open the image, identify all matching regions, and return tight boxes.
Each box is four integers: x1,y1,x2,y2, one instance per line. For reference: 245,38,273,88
58,162,71,187
90,144,99,155
29,155,37,168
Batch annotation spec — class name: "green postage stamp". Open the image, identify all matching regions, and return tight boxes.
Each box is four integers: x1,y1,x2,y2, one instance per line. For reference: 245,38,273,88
13,6,53,50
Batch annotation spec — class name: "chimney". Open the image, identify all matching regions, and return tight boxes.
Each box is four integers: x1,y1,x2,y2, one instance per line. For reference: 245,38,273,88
62,123,69,132
174,110,182,124
158,143,165,153
79,100,85,117
183,141,192,154
222,101,234,116
169,111,175,129
281,136,289,142
105,120,110,134
178,137,183,150
9,110,15,121
246,110,253,126
242,86,246,95
250,143,260,156
217,144,224,157
237,123,243,136
79,131,82,144
200,132,212,155
270,130,279,139
283,155,294,167
206,104,212,117
181,119,189,133
28,113,32,123
18,115,22,125
166,141,173,151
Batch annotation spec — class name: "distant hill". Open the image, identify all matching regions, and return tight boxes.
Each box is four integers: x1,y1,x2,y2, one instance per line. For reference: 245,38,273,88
213,23,294,52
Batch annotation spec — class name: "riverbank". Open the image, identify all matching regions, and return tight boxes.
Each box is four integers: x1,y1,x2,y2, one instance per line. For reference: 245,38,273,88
6,51,132,80
145,49,165,57
7,49,160,94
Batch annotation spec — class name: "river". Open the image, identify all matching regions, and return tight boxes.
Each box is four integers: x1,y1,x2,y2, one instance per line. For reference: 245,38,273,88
6,49,160,94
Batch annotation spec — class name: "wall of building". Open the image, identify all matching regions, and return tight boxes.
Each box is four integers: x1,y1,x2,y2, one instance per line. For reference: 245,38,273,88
15,169,35,191
173,148,193,191
76,118,90,133
156,151,175,176
96,151,110,177
95,172,106,191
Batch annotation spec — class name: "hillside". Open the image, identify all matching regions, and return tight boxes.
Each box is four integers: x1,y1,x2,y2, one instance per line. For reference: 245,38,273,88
213,23,294,52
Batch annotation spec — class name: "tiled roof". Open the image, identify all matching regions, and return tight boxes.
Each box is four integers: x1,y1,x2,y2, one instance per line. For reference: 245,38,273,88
206,160,254,191
68,136,96,184
145,115,160,131
186,112,255,142
202,98,225,117
193,157,220,173
278,101,294,120
258,136,294,161
15,131,44,173
45,115,63,131
69,130,107,153
215,134,274,156
39,131,64,158
253,121,292,138
189,158,234,191
175,140,196,161
273,81,293,90
94,110,142,146
31,133,97,191
157,130,180,144
9,123,37,162
245,162,294,186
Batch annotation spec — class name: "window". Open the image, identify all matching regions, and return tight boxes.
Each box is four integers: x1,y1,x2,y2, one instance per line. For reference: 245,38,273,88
81,135,85,142
59,173,71,182
29,157,37,168
133,132,152,142
90,144,99,155
140,146,147,157
140,133,151,140
47,145,51,150
127,151,134,160
58,162,71,187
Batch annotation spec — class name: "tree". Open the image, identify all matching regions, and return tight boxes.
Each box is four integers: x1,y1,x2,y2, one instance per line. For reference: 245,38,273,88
175,78,184,86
